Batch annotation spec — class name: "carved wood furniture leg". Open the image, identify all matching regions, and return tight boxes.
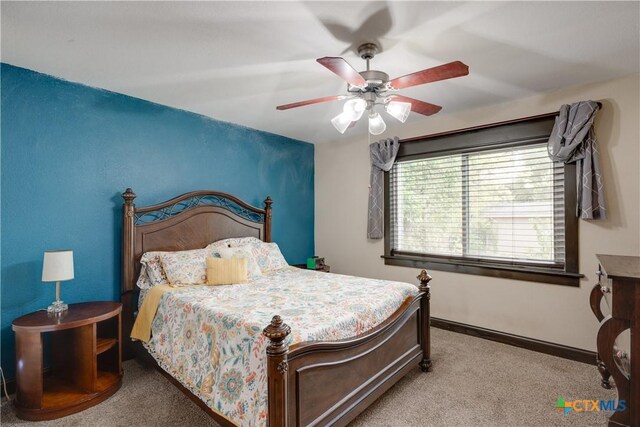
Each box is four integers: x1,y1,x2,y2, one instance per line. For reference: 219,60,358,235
589,283,612,389
417,269,432,372
589,282,606,322
15,331,43,410
596,357,613,390
263,315,292,427
597,316,630,427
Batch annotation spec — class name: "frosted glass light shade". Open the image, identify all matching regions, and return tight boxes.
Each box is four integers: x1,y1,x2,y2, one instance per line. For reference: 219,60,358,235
342,98,367,121
42,250,74,282
331,112,353,134
368,112,386,135
386,101,412,123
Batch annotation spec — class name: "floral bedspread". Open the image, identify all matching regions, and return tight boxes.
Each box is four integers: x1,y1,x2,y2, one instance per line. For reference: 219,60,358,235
142,268,418,426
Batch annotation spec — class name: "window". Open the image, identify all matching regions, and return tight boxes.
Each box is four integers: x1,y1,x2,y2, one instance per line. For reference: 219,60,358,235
384,116,581,286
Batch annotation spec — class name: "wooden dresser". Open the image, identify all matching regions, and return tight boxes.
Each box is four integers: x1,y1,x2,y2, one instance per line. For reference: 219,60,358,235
590,255,639,427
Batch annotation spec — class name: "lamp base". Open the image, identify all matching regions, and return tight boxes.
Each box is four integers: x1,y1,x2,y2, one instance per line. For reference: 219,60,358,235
47,300,68,313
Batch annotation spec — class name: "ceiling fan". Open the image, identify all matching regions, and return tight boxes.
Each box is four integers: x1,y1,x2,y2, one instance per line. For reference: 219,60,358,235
276,43,469,135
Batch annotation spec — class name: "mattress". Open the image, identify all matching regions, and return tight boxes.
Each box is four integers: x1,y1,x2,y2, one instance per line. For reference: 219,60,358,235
141,267,418,426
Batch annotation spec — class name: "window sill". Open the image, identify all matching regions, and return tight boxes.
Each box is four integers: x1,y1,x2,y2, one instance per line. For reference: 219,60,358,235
381,254,583,287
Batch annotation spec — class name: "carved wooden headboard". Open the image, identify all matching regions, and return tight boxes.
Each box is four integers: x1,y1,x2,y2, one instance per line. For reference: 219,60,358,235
120,188,272,357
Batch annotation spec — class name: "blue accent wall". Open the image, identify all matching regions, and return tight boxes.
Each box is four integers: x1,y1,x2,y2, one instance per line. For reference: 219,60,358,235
0,63,314,379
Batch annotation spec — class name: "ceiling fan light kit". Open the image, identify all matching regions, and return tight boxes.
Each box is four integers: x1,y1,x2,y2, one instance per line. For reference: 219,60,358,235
368,111,386,135
276,43,469,137
385,101,411,123
343,98,367,121
331,111,353,134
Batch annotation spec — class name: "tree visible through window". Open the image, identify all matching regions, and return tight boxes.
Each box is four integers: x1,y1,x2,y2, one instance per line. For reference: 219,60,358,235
384,115,581,286
390,143,564,267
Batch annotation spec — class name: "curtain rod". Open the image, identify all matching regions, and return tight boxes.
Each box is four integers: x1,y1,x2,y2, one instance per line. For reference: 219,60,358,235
400,101,603,144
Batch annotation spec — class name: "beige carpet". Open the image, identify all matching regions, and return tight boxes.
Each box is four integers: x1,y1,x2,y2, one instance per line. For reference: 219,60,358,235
1,328,616,426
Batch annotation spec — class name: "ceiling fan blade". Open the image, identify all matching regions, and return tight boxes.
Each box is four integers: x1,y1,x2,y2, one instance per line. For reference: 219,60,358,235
317,57,367,86
390,95,442,116
276,95,344,110
389,61,469,90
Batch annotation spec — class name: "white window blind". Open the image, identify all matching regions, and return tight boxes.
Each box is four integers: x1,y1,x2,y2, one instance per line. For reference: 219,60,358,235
390,143,565,267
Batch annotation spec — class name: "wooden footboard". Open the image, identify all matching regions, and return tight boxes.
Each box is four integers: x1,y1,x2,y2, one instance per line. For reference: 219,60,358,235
264,270,432,427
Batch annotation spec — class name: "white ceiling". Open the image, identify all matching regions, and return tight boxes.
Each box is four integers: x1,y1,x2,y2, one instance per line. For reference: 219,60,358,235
2,1,639,144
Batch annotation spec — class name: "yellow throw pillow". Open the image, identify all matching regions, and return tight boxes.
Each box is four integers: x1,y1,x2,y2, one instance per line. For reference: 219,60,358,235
206,257,248,285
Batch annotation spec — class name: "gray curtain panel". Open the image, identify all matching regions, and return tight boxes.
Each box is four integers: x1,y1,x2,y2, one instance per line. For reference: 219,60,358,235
368,137,400,239
548,100,606,220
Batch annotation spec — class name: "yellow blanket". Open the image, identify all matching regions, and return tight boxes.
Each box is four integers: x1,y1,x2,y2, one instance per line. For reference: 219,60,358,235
131,285,178,343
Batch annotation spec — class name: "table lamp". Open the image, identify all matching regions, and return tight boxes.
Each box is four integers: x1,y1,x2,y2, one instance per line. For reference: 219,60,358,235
42,250,74,313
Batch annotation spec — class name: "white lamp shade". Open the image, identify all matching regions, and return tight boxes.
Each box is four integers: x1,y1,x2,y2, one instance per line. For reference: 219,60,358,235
42,250,74,282
368,112,387,135
331,112,353,134
385,101,412,123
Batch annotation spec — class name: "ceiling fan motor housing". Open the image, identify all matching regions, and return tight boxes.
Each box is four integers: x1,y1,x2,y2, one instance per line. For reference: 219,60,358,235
355,43,389,92
358,43,379,60
358,70,389,90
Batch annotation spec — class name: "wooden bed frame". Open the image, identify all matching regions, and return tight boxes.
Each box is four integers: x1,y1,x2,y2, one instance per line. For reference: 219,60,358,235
120,188,432,427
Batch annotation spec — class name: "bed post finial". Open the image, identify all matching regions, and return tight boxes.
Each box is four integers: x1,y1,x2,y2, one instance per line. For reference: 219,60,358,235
123,188,137,206
264,196,273,243
417,270,432,372
263,315,290,426
418,269,432,289
263,314,291,355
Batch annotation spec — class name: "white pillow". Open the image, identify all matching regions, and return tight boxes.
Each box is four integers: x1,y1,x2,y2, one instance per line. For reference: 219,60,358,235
136,269,153,290
207,237,262,252
250,242,290,273
208,238,289,273
216,247,262,279
136,251,170,290
159,248,211,286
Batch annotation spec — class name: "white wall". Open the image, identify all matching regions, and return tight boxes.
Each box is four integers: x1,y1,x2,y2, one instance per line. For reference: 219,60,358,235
315,73,640,351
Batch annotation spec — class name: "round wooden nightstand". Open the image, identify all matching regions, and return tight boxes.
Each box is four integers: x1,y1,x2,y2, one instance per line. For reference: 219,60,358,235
12,301,123,421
